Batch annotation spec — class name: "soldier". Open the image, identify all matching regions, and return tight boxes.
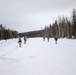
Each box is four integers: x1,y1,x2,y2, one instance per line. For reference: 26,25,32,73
54,35,58,44
47,36,49,42
18,37,22,47
43,36,45,41
24,36,27,44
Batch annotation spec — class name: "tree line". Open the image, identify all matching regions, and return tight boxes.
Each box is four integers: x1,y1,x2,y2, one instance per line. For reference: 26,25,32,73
43,9,76,39
0,24,18,40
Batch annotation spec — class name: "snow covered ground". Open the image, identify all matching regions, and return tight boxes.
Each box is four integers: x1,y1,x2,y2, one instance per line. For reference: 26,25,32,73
0,38,76,75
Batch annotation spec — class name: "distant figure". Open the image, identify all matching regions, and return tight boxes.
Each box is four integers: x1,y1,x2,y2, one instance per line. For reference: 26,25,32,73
43,36,45,41
24,36,27,44
54,35,58,44
47,36,49,42
18,37,22,47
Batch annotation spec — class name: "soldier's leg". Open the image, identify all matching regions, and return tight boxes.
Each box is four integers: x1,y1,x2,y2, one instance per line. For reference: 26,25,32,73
55,40,57,44
24,40,26,44
19,42,21,47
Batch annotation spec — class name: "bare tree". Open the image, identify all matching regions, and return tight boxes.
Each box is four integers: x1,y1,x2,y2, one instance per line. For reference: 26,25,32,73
72,9,76,38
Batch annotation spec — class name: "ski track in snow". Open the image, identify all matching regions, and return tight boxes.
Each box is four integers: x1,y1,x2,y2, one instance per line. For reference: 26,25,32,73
0,38,76,75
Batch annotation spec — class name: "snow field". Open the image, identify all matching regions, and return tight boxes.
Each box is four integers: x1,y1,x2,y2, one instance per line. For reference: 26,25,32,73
0,38,76,75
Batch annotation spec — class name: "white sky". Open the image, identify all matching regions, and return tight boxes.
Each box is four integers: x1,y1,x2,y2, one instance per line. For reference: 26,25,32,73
0,0,76,32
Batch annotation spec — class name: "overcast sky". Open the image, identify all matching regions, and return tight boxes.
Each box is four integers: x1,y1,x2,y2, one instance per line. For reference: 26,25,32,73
0,0,76,33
